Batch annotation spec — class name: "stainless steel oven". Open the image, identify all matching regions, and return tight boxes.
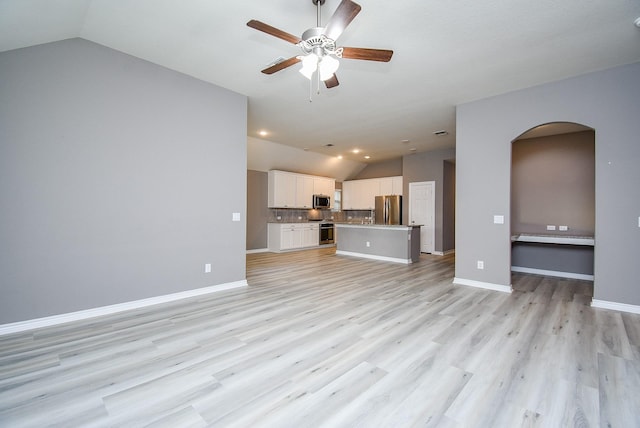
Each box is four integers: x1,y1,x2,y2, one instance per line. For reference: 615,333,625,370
319,223,334,244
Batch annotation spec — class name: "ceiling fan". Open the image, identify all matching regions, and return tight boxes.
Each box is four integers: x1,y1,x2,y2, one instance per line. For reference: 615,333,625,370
247,0,393,89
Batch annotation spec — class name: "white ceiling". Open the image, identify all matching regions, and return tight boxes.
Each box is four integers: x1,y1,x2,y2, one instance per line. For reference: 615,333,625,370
2,0,639,163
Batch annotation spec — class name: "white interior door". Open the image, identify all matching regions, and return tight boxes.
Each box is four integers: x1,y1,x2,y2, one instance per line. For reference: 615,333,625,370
409,181,435,253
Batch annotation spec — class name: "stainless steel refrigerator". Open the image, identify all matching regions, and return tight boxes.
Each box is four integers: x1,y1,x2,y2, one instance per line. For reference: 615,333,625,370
375,195,402,225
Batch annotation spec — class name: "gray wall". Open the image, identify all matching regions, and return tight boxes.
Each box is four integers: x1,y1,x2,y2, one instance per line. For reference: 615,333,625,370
353,158,403,179
247,170,269,250
443,160,456,251
512,243,594,275
512,130,595,236
456,61,640,305
402,148,457,253
0,39,247,324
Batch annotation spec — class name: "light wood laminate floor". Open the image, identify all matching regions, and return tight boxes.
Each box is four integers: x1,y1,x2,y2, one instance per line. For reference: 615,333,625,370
1,248,639,427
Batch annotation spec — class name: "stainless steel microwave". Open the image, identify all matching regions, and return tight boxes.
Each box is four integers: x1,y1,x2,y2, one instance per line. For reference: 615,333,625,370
313,194,331,209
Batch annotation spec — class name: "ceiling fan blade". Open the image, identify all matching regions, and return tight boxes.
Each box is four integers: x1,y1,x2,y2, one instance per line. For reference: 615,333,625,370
247,20,301,45
261,56,301,75
341,47,393,62
323,0,362,41
324,74,339,88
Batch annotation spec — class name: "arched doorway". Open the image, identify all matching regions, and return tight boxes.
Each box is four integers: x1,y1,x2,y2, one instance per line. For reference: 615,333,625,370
510,122,595,282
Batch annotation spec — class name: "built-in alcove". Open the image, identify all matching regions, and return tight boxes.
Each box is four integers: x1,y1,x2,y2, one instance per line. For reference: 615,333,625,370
510,122,595,280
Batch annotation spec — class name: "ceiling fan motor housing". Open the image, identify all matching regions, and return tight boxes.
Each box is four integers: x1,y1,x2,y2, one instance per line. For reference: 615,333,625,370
300,27,341,57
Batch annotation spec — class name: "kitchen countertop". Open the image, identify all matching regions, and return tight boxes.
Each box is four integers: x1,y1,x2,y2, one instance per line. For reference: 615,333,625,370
335,223,422,229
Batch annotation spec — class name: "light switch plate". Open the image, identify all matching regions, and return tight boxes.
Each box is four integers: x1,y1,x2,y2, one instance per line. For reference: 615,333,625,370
232,212,241,222
493,215,504,224
559,225,568,231
547,225,556,231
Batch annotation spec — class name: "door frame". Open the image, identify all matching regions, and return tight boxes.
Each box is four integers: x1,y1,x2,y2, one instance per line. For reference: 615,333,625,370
409,181,436,253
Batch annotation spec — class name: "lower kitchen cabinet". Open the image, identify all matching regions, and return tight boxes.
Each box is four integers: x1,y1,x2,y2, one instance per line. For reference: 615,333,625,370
268,223,320,252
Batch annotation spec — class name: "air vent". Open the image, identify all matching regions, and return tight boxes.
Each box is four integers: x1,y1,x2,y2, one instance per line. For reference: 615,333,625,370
433,130,449,136
268,56,287,67
325,143,334,147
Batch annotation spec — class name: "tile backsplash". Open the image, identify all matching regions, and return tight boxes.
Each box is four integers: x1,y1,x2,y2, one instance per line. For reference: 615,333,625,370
268,209,374,223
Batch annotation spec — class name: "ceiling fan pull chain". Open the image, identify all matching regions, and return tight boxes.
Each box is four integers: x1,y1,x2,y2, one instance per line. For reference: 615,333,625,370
309,74,313,102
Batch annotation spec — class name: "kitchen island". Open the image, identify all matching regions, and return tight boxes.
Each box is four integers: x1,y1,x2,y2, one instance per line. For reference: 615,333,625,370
335,224,421,264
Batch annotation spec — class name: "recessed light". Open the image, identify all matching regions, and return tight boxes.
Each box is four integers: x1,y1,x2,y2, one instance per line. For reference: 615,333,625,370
635,17,640,28
409,148,417,152
337,155,343,159
258,130,268,137
352,149,360,154
401,139,410,144
325,143,334,147
364,155,371,159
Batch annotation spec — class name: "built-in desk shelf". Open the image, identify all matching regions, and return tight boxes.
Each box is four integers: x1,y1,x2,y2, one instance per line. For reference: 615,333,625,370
511,234,594,246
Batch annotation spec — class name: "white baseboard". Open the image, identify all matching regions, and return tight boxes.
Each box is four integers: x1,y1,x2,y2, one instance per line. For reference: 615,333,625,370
0,280,248,336
591,299,640,315
511,266,594,281
336,250,412,264
246,248,269,254
453,277,512,293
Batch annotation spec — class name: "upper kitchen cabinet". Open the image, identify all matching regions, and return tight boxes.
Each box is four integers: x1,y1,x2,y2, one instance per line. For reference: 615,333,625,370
268,170,335,209
296,175,314,209
343,176,403,210
313,177,335,198
380,176,403,196
268,170,296,208
343,179,378,210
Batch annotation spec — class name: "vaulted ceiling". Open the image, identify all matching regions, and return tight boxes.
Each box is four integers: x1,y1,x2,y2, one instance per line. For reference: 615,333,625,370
2,0,639,163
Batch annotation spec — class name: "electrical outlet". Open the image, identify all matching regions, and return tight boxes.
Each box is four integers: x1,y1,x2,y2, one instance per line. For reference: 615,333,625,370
205,263,212,273
366,241,371,247
559,225,568,231
277,216,282,220
546,225,556,231
477,260,484,270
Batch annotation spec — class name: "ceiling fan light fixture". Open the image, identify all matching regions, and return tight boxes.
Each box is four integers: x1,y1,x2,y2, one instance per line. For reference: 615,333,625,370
299,53,319,79
319,55,339,81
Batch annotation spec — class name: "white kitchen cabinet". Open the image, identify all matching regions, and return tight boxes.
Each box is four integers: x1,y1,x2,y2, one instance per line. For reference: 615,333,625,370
296,175,315,209
379,176,403,196
268,223,319,252
268,171,297,208
313,177,335,200
342,180,355,210
302,223,319,247
268,170,335,209
343,176,403,210
379,177,393,196
362,179,380,209
392,176,403,195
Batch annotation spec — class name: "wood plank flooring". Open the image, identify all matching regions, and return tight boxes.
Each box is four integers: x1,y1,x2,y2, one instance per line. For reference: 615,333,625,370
1,248,639,427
